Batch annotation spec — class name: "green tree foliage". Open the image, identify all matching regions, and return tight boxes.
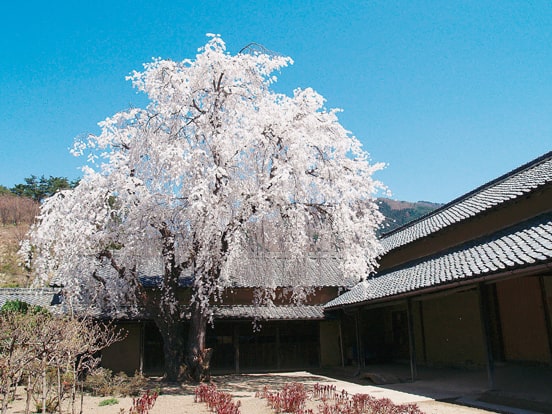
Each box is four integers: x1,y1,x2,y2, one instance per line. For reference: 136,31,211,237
1,299,30,314
0,299,47,315
10,175,79,203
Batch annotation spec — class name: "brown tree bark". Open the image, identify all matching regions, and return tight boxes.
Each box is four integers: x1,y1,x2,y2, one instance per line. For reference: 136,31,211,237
184,302,212,383
153,224,190,382
154,315,186,382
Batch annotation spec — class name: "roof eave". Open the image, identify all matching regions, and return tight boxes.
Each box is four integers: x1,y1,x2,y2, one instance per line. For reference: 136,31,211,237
325,260,552,311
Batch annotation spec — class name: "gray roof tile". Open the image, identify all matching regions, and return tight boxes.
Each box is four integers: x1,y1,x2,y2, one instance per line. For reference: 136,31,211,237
0,288,61,311
213,305,325,320
326,213,552,309
229,256,348,288
380,152,552,253
115,256,349,289
74,303,325,321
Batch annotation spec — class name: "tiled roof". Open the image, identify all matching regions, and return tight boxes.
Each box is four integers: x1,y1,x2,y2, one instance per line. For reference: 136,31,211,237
325,212,552,309
73,303,325,321
0,288,62,310
213,304,325,320
138,275,193,288
227,256,347,288
134,255,348,288
380,151,552,253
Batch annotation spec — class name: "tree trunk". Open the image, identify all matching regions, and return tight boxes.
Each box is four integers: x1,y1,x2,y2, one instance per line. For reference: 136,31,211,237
1,380,10,414
155,316,186,382
184,304,212,383
25,373,31,414
41,359,47,414
155,225,189,382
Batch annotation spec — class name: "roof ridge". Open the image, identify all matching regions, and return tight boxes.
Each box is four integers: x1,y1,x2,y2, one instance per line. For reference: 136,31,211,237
216,303,323,307
327,212,552,309
0,287,58,292
379,150,552,248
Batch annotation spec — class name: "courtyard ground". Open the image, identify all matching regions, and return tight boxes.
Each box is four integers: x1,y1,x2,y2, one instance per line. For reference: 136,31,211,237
7,370,511,414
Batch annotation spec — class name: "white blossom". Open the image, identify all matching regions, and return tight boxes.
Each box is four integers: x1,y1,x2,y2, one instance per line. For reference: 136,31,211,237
24,34,384,325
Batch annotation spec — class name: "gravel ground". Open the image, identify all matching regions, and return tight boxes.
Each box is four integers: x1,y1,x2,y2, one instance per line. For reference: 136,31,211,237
8,371,496,413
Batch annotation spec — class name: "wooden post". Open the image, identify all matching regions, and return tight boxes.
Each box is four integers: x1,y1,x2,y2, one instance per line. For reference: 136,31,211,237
419,301,428,364
234,324,240,374
276,326,281,370
139,321,145,374
338,319,345,367
478,283,495,390
406,299,417,381
539,276,552,361
317,323,322,369
355,311,362,369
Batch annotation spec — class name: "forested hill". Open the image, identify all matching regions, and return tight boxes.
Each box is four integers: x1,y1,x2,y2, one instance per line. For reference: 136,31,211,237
377,198,443,235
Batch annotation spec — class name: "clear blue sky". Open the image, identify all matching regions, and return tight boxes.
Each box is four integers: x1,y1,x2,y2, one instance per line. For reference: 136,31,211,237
1,1,551,203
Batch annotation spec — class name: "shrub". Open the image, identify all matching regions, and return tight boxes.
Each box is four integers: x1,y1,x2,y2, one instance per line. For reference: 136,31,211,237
0,299,47,315
313,383,337,399
262,382,307,413
83,367,113,396
195,383,241,414
128,390,158,414
34,398,58,413
0,312,124,414
83,369,147,397
99,397,119,406
1,299,29,313
113,371,148,397
257,382,423,414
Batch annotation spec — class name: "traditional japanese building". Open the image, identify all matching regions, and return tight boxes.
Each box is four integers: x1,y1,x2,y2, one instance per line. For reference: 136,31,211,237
326,150,552,387
97,256,350,375
2,151,551,383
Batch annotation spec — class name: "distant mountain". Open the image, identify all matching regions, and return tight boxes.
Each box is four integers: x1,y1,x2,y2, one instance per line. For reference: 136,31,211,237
377,198,443,235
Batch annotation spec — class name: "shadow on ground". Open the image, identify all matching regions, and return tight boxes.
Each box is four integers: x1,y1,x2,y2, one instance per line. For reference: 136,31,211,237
147,363,552,413
312,363,552,414
181,372,331,398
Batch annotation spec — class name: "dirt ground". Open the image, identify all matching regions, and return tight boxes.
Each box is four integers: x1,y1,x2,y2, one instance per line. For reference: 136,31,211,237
0,224,30,287
8,371,495,414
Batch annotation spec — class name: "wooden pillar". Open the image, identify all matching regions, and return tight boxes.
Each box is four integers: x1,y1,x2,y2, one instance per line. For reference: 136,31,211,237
276,326,281,370
234,324,240,374
317,323,322,368
478,283,495,389
354,311,362,369
338,319,345,367
407,299,417,381
139,321,145,374
539,276,552,363
419,301,428,364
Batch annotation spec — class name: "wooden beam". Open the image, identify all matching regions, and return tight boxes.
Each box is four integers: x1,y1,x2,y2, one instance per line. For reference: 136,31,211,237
538,276,552,362
234,324,240,374
354,311,362,369
338,319,345,367
407,299,417,381
276,326,281,370
418,301,428,364
139,321,145,374
478,283,495,389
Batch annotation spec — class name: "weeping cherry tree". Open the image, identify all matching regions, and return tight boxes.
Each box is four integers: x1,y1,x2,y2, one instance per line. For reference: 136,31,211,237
23,35,384,382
